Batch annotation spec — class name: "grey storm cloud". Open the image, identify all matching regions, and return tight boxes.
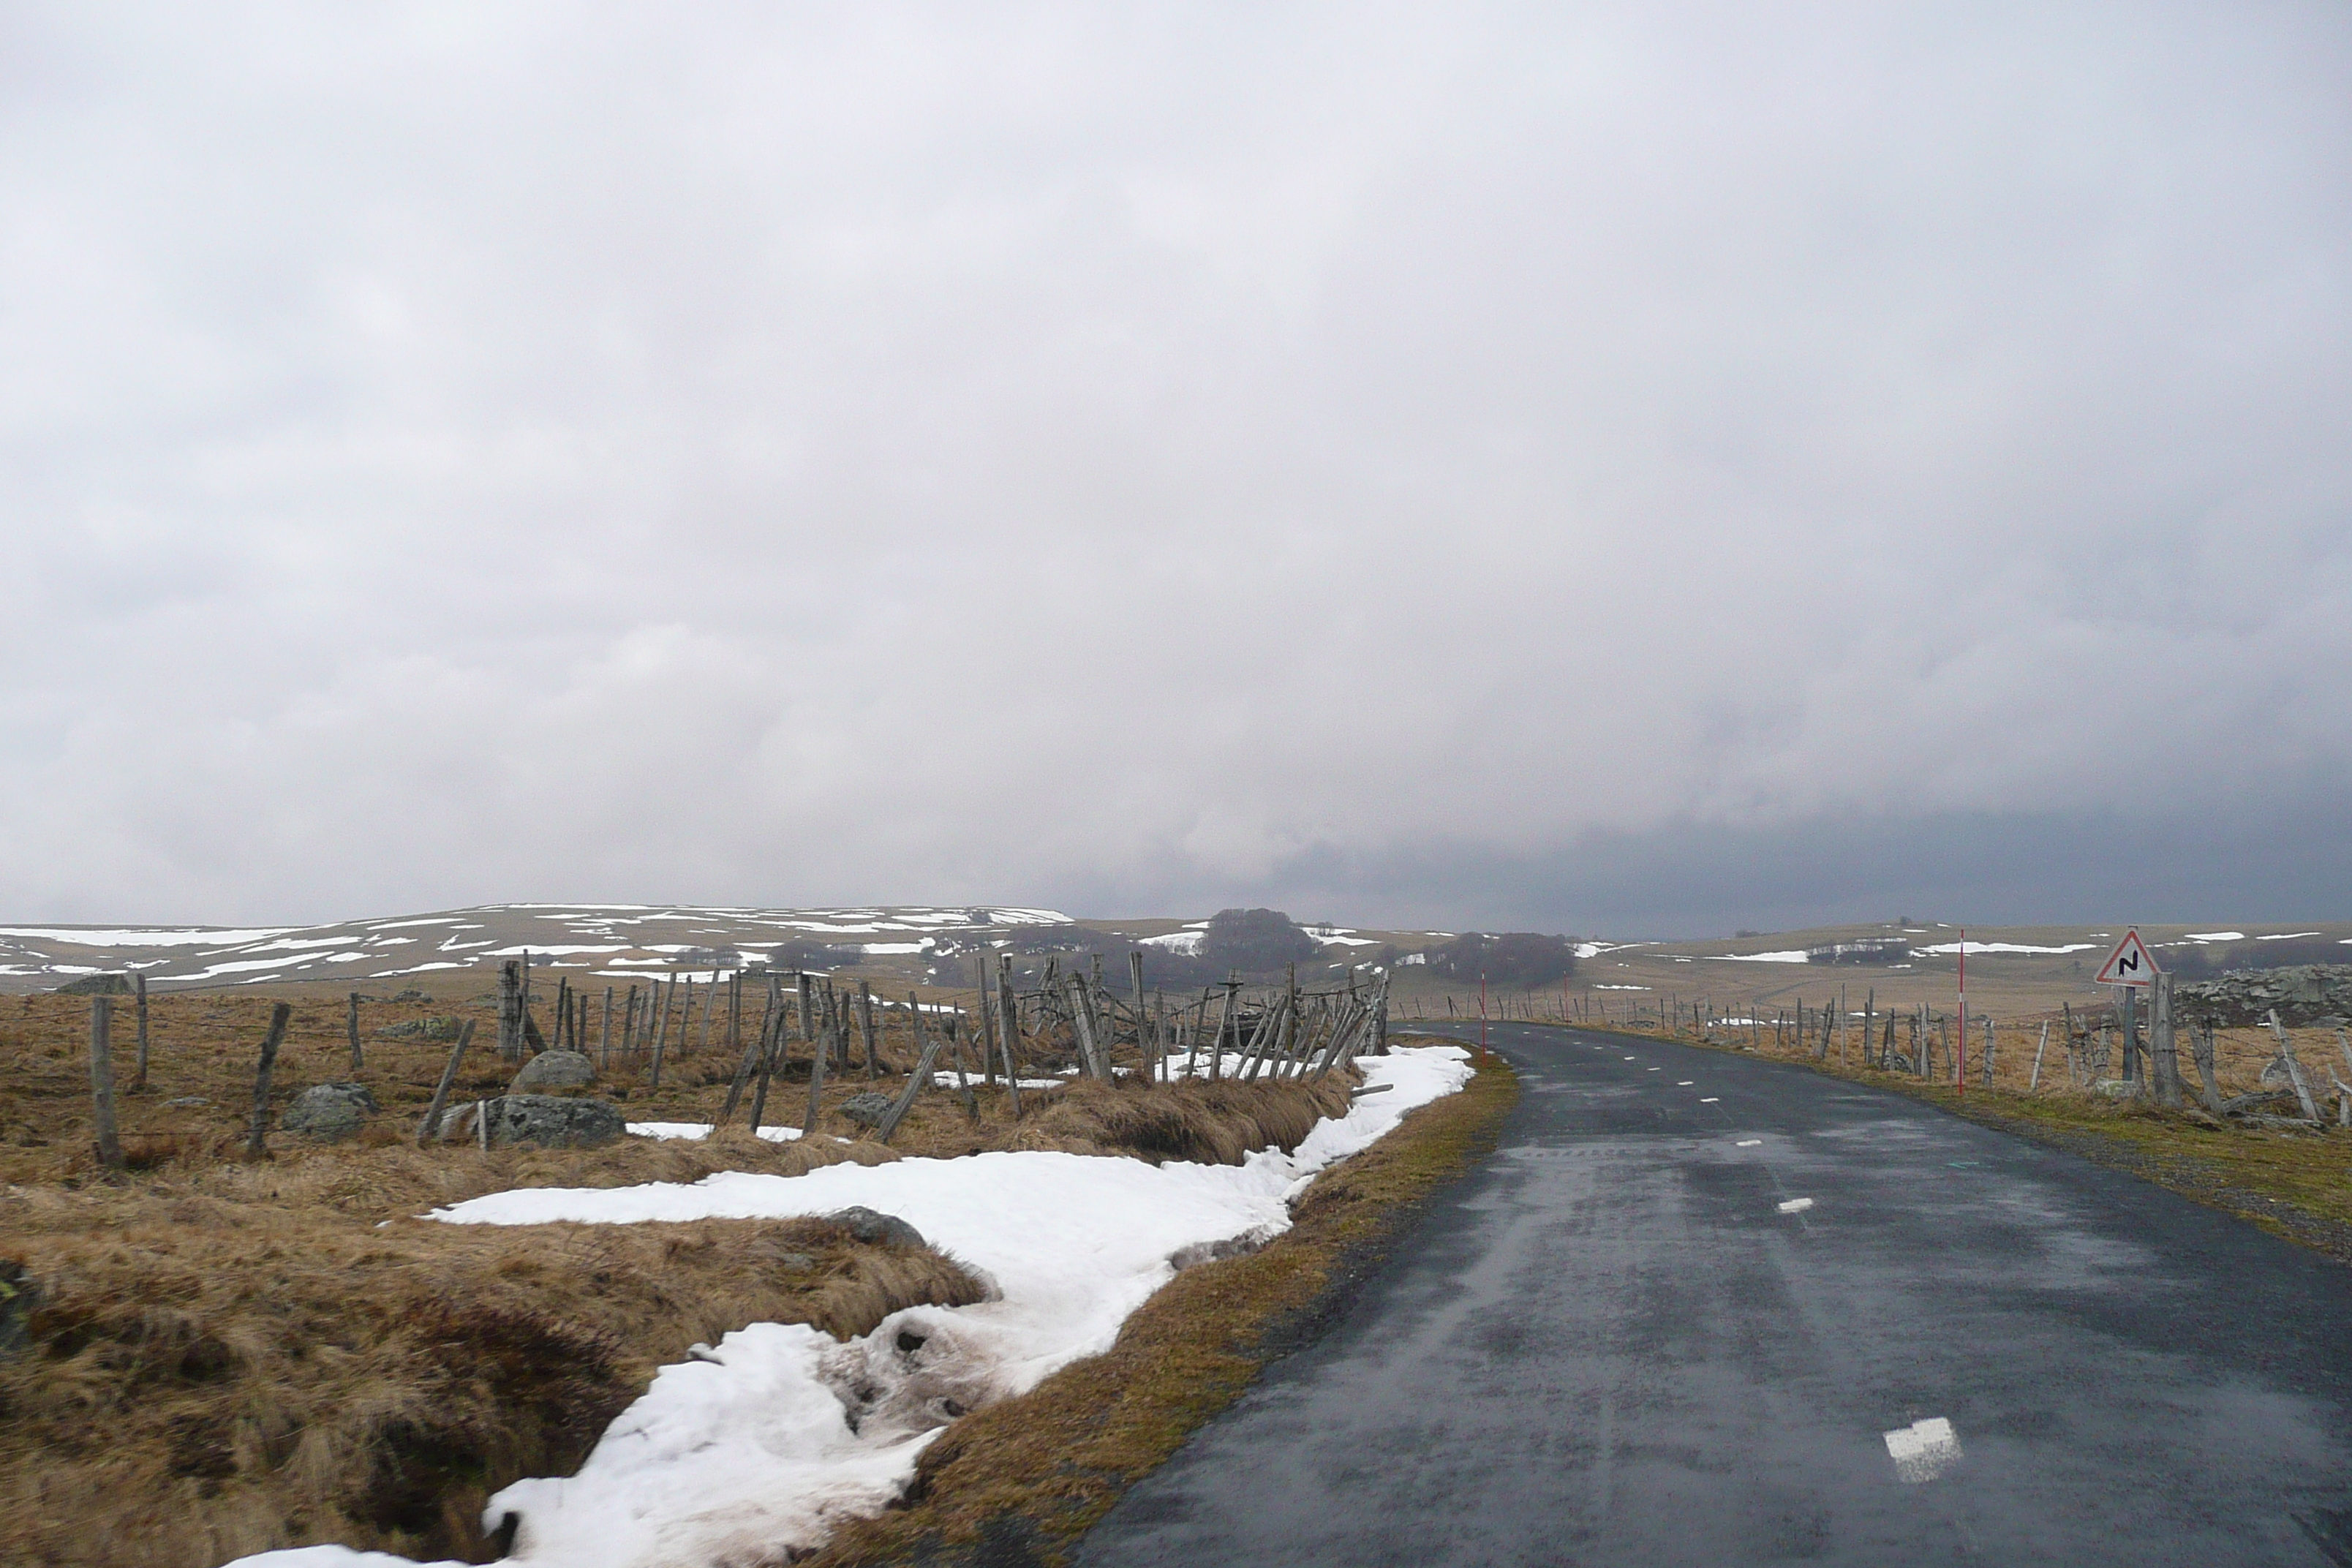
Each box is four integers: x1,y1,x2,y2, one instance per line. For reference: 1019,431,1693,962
3,2,2348,932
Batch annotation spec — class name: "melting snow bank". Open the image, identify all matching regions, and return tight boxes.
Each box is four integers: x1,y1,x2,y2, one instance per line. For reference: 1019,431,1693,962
226,1046,1471,1568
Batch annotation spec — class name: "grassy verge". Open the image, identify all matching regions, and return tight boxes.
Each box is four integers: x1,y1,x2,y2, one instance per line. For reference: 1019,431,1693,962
805,1039,1519,1568
1548,1017,2352,1266
0,1205,987,1568
0,989,1406,1567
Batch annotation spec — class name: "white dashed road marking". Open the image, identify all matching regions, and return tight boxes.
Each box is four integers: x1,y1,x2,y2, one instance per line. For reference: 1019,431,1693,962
1700,1097,1719,1103
1776,1197,1814,1214
1736,1139,1761,1147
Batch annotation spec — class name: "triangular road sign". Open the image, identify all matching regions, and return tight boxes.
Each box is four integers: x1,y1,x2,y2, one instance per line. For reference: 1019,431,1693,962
2094,927,2160,987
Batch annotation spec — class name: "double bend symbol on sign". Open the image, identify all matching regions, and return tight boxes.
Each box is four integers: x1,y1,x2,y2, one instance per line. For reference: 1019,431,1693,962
2093,927,2160,987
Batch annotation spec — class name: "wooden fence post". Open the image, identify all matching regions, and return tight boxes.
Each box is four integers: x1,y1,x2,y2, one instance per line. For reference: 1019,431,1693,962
418,1020,478,1145
747,980,786,1134
2147,976,2181,1107
874,1036,945,1145
858,981,878,1079
649,979,676,1088
244,1002,292,1161
497,961,523,1063
347,990,364,1072
995,959,1024,1115
88,996,124,1171
2029,1021,2051,1091
134,973,151,1091
801,981,830,1137
2267,1011,2321,1120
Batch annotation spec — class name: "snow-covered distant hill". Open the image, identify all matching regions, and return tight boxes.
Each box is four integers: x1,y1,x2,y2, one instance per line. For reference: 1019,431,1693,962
0,905,1071,992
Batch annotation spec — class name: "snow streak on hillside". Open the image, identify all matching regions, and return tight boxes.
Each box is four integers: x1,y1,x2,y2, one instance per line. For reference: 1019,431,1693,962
0,905,1072,990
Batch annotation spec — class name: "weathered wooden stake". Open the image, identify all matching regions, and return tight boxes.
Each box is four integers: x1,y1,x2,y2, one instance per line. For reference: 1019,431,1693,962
497,960,524,1063
134,973,152,1090
747,979,787,1134
347,990,364,1072
995,959,1024,1115
2187,1017,2222,1111
2029,1021,2051,1092
418,1020,478,1145
801,981,830,1137
88,996,124,1171
649,979,676,1088
875,1036,945,1145
858,981,878,1079
244,1002,293,1161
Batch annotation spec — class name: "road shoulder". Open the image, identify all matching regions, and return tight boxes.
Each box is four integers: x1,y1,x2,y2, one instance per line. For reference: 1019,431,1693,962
804,1041,1520,1568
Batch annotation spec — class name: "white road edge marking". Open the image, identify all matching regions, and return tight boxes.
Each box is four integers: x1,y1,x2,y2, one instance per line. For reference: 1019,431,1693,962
1776,1197,1813,1213
1883,1417,1962,1482
1677,1080,1694,1085
1700,1096,1719,1103
1736,1139,1762,1147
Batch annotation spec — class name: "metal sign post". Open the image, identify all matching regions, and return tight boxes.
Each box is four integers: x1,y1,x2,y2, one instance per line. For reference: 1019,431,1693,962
2092,928,2160,1088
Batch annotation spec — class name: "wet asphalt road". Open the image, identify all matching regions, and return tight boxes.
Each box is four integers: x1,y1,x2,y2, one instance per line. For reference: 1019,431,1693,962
1074,1022,2352,1567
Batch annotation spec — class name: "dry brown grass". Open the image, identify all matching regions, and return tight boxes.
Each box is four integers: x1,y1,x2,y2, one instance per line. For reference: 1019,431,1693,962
0,990,1379,1566
804,1039,1518,1568
0,1194,988,1568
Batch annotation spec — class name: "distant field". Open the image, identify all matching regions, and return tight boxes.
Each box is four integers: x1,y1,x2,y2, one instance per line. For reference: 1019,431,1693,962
3,906,2344,1033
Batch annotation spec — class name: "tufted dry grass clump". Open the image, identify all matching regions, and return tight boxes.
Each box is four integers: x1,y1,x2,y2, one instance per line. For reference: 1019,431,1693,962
892,1074,1353,1165
0,1191,989,1568
0,986,1398,1567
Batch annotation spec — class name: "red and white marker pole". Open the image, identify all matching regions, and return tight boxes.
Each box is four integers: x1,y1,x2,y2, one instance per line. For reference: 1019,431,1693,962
1480,970,1489,1052
1956,927,1967,1095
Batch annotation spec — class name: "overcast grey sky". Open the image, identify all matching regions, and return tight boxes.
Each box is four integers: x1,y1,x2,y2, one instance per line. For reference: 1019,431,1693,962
4,3,2348,934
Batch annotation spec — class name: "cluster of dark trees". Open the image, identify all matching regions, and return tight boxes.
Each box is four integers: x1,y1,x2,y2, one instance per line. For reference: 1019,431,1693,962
1419,931,1578,986
921,908,1342,993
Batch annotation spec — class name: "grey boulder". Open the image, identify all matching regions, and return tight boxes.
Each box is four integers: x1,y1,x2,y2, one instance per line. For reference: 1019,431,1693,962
826,1205,926,1250
836,1092,897,1128
481,1093,627,1149
511,1049,597,1093
281,1082,379,1140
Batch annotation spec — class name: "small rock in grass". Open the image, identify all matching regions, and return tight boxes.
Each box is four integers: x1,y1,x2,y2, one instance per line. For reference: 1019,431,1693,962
837,1092,896,1128
281,1082,379,1141
826,1205,925,1250
510,1049,596,1093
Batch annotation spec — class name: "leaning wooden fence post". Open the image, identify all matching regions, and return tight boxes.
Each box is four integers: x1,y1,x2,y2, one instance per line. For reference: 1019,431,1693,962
133,973,151,1091
346,990,364,1072
418,1019,479,1145
801,990,830,1137
88,996,124,1171
747,982,788,1134
244,1002,293,1161
874,1036,945,1145
2029,1021,2051,1092
720,977,780,1127
2268,1010,2322,1120
649,978,676,1089
994,960,1024,1115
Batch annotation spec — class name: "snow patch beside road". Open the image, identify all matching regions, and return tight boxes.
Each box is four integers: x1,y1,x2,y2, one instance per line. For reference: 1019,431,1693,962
228,1045,1471,1568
